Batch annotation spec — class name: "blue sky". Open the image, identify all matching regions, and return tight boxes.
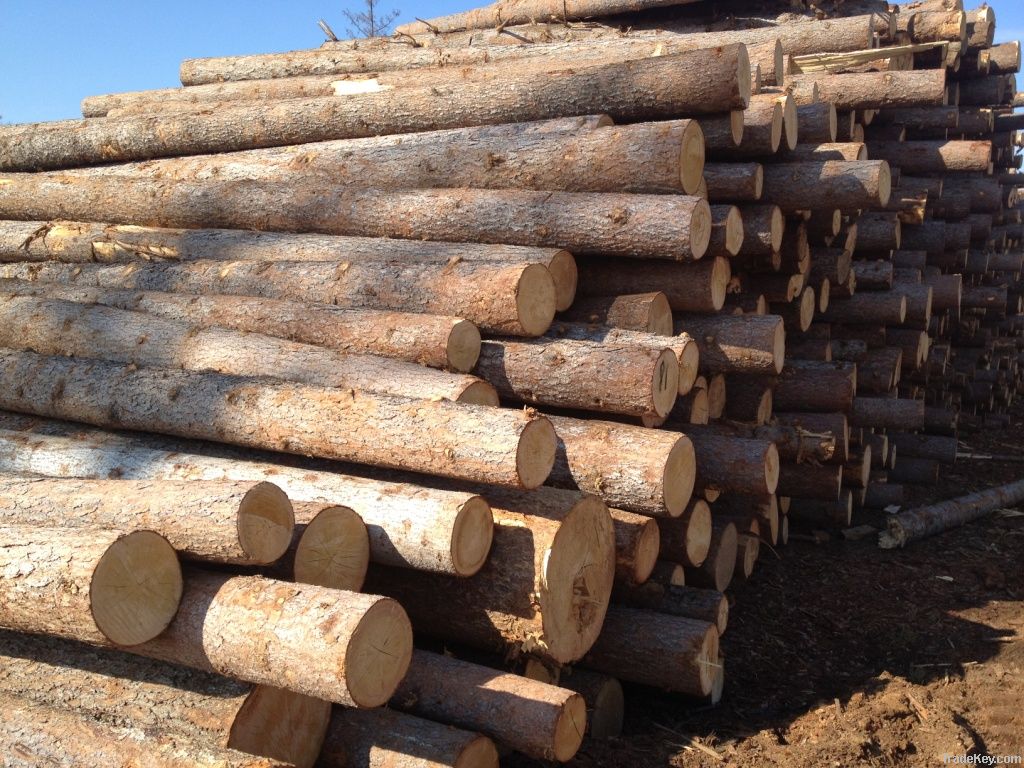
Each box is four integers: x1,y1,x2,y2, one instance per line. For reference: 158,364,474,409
2,0,1023,124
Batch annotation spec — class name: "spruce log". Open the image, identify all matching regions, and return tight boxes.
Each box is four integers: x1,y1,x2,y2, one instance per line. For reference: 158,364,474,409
685,520,738,593
559,292,672,335
704,162,763,201
0,50,751,170
321,707,499,768
0,177,714,261
769,361,858,413
0,295,494,404
706,205,744,257
850,397,926,430
364,489,614,664
788,70,947,109
867,140,992,173
708,93,786,158
612,583,728,634
0,631,331,768
852,260,895,290
656,499,712,568
761,161,892,210
736,204,784,256
546,415,696,517
0,349,557,489
558,669,623,740
577,256,732,312
821,292,907,325
777,462,843,501
582,606,719,696
673,314,784,375
856,212,903,250
0,525,181,647
922,272,962,311
890,433,958,464
797,101,839,143
880,477,1024,548
0,477,293,566
475,337,678,417
723,376,773,424
683,433,780,496
610,507,660,584
288,502,369,591
138,569,413,708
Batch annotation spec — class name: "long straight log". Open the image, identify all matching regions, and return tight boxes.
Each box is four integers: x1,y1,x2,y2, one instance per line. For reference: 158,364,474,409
577,256,732,312
866,140,992,172
890,433,958,464
788,70,947,109
673,314,785,374
612,583,728,635
769,361,858,413
0,477,293,566
850,397,926,430
0,525,181,647
656,499,713,568
777,462,843,501
762,161,892,211
822,292,908,325
704,163,763,201
559,292,672,335
683,433,780,497
0,349,556,489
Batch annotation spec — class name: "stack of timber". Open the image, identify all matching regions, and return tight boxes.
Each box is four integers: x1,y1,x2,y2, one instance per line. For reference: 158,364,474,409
0,0,1021,763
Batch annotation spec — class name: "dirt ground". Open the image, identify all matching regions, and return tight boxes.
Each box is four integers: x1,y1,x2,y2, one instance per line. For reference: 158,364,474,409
520,409,1024,767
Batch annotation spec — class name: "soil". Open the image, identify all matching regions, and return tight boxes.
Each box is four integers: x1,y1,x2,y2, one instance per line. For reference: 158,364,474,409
514,408,1024,767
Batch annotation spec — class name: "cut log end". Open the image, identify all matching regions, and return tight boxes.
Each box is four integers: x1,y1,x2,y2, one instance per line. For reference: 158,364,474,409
516,416,557,490
827,104,838,142
754,165,765,200
294,505,370,591
765,443,781,496
90,530,183,646
691,199,713,260
631,514,661,584
782,96,798,150
455,736,502,768
653,348,681,418
456,380,501,406
711,523,739,593
447,320,483,373
769,205,785,252
548,692,586,761
772,320,787,375
770,102,785,153
346,596,414,708
688,499,714,567
878,160,893,207
664,435,697,518
548,250,579,313
818,279,831,314
710,257,732,311
229,685,332,768
586,676,625,739
680,120,706,196
725,206,744,256
737,45,753,107
237,481,295,565
730,110,745,146
678,336,701,396
516,263,558,337
798,287,817,332
649,292,674,336
451,496,495,578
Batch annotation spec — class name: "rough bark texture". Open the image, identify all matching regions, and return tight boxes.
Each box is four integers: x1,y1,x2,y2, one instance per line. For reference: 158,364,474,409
0,476,294,566
577,256,731,312
560,292,673,335
788,70,947,109
0,349,556,489
768,361,858,413
777,462,843,501
674,314,784,375
852,260,895,290
867,140,992,173
736,204,784,256
850,397,926,430
822,292,907,325
612,583,728,634
703,163,763,202
656,499,712,568
890,433,958,464
609,507,660,584
684,432,780,497
557,669,623,740
762,161,891,211
797,102,839,143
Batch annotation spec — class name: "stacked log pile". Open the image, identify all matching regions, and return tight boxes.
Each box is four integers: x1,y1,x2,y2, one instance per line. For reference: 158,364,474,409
0,0,1020,764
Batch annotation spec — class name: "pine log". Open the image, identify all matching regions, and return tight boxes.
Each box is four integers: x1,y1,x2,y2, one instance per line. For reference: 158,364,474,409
648,561,687,586
902,10,967,43
852,260,895,290
892,284,934,329
867,140,992,172
560,292,673,335
685,520,738,593
958,74,1009,106
788,70,947,109
0,631,331,768
656,499,712,568
723,376,773,424
873,105,959,129
810,247,853,285
761,161,892,211
364,489,614,664
777,462,843,501
673,314,785,374
850,397,926,430
859,348,904,393
880,330,923,372
0,349,557,489
0,427,494,578
137,569,412,707
769,288,816,331
987,41,1021,75
736,204,784,256
787,491,853,528
890,433,958,464
769,361,858,413
831,339,868,364
321,707,499,768
708,93,786,158
782,142,867,161
703,162,763,201
546,415,696,517
700,111,745,151
0,477,293,566
889,457,940,484
881,477,1024,548
610,507,660,584
0,177,714,261
856,212,903,250
683,432,780,496
922,272,962,311
577,256,732,312
612,582,728,634
287,502,369,591
822,291,907,325
797,101,839,143
558,669,623,740
582,606,719,696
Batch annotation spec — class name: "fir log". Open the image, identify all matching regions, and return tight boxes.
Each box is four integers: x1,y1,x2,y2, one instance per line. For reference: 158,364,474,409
892,283,934,329
0,477,293,566
656,499,713,568
881,477,1024,548
852,260,895,290
777,462,843,501
761,161,892,211
673,313,785,374
782,142,867,162
558,669,623,740
365,489,614,664
857,212,903,250
923,273,963,311
682,432,780,496
703,162,763,201
859,348,903,393
0,692,292,768
890,457,940,484
0,278,482,372
867,140,993,173
768,361,858,413
0,295,495,405
0,631,331,768
736,204,784,256
559,292,673,335
321,707,499,768
0,258,557,338
685,520,739,593
797,101,839,143
706,205,745,257
822,292,907,325
787,70,947,109
0,524,181,647
577,256,732,312
0,177,713,261
722,376,773,424
137,569,413,708
475,337,678,418
850,397,926,430
610,507,660,584
287,502,369,591
0,426,494,579
890,433,958,464
546,415,696,517
708,93,785,158
788,491,853,528
0,350,557,489
582,605,719,696
0,50,752,170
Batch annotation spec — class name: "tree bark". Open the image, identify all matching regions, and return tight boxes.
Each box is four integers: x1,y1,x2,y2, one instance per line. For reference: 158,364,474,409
0,525,181,647
708,93,784,159
577,256,732,312
787,70,947,109
0,349,557,489
858,347,903,393
736,204,784,255
762,161,891,211
850,397,926,430
684,520,738,593
923,272,963,311
777,462,843,500
723,375,774,425
890,433,958,464
856,212,903,250
558,669,623,740
559,292,673,335
364,489,614,664
673,313,785,374
867,140,992,172
612,583,728,635
683,432,780,497
782,142,867,161
797,102,838,143
891,283,934,329
0,476,293,566
852,260,895,290
656,499,712,568
705,204,744,257
610,507,660,584
822,291,907,325
703,162,763,202
768,361,858,413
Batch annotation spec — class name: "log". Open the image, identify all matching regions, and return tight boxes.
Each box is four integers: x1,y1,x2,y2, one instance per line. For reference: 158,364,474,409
392,650,584,762
364,489,614,664
782,142,867,161
700,111,745,151
856,212,903,250
704,162,763,201
902,10,966,43
577,256,732,312
769,361,858,413
788,492,853,528
288,502,369,591
797,101,839,143
684,432,780,497
723,376,773,424
859,348,903,393
0,295,495,405
777,462,843,501
0,177,714,261
560,292,673,335
736,204,784,256
761,161,892,211
866,140,992,172
709,93,787,158
850,397,926,430
138,569,413,708
648,560,686,586
0,427,494,578
558,669,623,739
844,447,873,489
0,49,752,170
889,457,940,484
890,433,958,464
0,477,293,566
0,349,557,489
673,314,785,374
582,606,719,696
685,520,738,593
610,507,660,584
873,105,960,130
546,415,696,517
704,205,743,259
787,70,947,109
612,583,728,634
0,631,331,768
475,337,678,417
0,524,181,647
987,41,1021,75
923,272,962,311
0,257,556,337
880,477,1024,548
862,481,905,509
822,292,907,325
321,707,499,768
852,260,895,290
892,284,934,329
656,498,712,568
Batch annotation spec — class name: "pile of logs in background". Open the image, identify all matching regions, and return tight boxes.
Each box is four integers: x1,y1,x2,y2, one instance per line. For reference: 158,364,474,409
0,0,1019,765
